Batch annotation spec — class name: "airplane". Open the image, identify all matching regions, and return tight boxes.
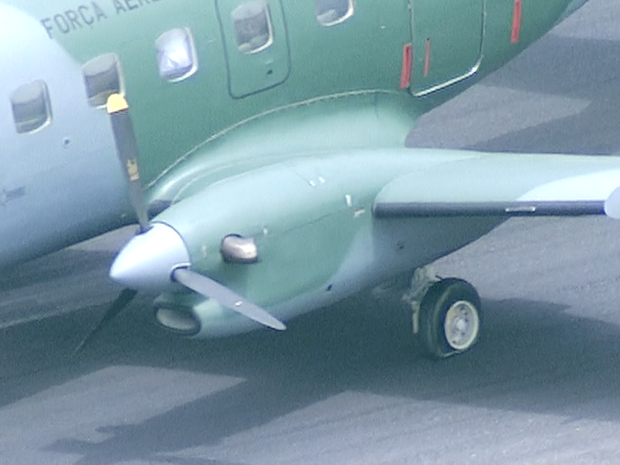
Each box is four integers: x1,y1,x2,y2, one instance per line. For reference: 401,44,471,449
1,0,616,359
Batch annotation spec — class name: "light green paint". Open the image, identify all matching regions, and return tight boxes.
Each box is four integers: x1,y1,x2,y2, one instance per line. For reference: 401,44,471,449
2,0,603,336
410,0,484,96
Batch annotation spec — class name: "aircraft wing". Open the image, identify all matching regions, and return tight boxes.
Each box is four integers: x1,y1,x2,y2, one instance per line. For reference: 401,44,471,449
373,150,620,219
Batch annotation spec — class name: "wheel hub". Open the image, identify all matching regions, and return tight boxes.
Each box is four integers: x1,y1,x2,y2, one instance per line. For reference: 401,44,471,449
443,300,480,351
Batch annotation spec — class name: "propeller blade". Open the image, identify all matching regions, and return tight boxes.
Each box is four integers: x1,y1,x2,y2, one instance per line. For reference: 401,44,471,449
107,93,150,232
74,288,138,354
172,268,286,331
605,186,620,219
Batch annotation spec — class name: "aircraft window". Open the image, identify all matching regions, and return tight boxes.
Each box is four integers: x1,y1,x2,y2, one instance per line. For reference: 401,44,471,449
10,80,52,134
315,0,354,26
156,28,198,82
82,54,124,107
231,1,274,54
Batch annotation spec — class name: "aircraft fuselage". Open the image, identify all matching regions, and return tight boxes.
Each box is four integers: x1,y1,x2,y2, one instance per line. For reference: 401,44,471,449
0,0,590,335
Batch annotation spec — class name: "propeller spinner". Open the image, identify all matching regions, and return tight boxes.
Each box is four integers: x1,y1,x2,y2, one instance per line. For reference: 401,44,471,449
76,94,285,352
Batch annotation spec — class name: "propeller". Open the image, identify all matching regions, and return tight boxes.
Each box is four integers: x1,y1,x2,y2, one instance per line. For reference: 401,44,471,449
107,93,150,232
73,289,138,354
75,94,285,353
605,186,620,219
74,93,146,353
172,267,286,331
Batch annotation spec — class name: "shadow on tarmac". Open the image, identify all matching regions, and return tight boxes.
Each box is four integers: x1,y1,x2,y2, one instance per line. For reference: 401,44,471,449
0,283,617,463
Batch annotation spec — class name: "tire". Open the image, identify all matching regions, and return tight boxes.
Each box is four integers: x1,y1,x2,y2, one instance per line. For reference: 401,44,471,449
418,278,482,359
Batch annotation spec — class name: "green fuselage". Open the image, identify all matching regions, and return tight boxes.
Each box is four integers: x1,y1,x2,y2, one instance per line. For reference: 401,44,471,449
16,0,575,183
0,0,588,335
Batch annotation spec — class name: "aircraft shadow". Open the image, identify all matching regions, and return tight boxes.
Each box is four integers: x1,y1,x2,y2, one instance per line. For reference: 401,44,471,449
408,36,620,155
0,249,116,292
0,290,615,464
470,38,620,155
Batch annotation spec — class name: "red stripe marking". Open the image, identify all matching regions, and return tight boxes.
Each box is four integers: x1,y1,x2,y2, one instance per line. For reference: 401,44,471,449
424,38,431,77
511,0,522,44
400,43,413,89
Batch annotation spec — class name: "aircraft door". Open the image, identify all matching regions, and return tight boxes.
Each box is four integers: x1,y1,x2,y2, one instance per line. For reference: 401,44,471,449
410,0,485,96
216,0,291,98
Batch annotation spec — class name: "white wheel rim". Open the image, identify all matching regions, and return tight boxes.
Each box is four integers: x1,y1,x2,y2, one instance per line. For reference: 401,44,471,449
443,300,480,351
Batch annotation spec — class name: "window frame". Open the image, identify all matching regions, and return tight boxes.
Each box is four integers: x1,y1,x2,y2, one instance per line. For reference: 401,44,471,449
10,80,53,135
82,53,125,108
315,0,355,27
231,1,275,55
155,28,199,83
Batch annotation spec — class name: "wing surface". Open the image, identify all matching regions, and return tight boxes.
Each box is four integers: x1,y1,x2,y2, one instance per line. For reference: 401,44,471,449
373,151,620,219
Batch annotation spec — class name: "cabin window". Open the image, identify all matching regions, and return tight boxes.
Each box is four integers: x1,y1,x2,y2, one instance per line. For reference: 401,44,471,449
231,1,273,54
82,54,123,107
156,28,198,82
11,80,52,134
315,0,354,26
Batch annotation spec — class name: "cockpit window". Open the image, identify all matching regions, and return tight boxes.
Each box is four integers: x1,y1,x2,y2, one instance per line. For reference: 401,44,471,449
231,1,274,54
82,54,124,107
11,80,52,134
156,28,198,82
315,0,354,26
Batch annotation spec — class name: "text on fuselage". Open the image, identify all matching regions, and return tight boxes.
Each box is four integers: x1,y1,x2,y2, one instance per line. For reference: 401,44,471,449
40,0,164,39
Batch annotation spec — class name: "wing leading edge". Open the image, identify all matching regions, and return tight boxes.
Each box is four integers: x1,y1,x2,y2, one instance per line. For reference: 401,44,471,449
373,151,620,219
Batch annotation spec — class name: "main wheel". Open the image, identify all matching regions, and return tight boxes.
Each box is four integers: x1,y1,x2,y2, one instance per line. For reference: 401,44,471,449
418,278,482,359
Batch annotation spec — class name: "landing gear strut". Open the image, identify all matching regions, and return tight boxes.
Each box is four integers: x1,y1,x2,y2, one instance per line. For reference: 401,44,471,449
403,268,482,358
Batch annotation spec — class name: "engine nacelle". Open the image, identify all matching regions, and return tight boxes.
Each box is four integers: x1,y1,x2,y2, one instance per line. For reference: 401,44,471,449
149,157,375,335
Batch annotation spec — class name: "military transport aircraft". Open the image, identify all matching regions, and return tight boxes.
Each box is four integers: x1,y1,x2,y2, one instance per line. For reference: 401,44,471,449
0,0,615,358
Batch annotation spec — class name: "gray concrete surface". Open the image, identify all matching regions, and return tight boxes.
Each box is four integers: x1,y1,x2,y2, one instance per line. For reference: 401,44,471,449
2,1,620,463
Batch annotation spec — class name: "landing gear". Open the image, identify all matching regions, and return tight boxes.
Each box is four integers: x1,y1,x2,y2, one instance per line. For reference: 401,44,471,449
403,269,482,358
